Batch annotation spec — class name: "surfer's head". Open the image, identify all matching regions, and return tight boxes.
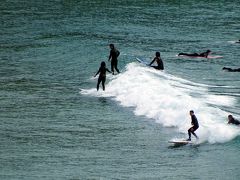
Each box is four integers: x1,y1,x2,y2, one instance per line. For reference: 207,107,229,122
109,44,114,49
156,52,160,57
190,110,194,115
228,114,233,120
101,61,106,67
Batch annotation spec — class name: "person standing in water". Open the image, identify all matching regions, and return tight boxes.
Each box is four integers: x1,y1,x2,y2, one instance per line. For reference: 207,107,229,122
94,61,111,91
149,51,164,70
187,110,199,141
108,44,120,75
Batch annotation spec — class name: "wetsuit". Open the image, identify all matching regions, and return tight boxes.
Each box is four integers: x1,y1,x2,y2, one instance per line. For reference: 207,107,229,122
96,67,111,91
178,53,199,57
150,57,164,70
178,52,209,58
109,49,120,74
199,52,209,58
188,114,199,140
228,118,240,125
223,67,240,72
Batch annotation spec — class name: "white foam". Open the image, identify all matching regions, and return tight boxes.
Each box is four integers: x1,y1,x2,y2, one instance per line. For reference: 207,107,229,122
81,62,240,144
228,40,240,44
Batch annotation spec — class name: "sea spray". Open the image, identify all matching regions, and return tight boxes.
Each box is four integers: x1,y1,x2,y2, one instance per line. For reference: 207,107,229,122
81,62,240,143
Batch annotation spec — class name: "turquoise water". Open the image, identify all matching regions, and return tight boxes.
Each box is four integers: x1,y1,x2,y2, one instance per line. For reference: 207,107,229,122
1,0,240,179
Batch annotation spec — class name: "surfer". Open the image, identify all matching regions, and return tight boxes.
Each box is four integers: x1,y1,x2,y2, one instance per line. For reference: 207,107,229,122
178,50,211,58
222,67,240,72
186,110,199,141
94,61,111,91
108,44,120,75
227,115,240,125
149,52,164,70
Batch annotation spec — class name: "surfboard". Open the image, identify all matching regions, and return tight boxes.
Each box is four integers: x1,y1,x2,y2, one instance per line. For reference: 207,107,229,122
168,139,193,145
177,55,223,59
205,55,223,59
228,40,240,44
136,57,150,66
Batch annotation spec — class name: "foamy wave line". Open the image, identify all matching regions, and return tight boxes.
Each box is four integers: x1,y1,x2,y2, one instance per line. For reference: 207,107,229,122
81,62,240,144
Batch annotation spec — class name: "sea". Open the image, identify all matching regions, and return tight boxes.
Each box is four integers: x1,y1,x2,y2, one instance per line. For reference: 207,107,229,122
1,0,240,179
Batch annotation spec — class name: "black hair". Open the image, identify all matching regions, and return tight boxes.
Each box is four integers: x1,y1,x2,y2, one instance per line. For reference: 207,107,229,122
101,61,106,67
109,44,114,48
156,52,160,57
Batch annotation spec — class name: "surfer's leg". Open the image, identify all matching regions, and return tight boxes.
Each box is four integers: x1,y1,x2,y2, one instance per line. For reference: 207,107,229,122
102,77,106,91
115,60,120,73
113,60,120,73
111,61,114,74
187,128,192,140
192,127,199,139
192,132,198,139
178,53,185,56
178,53,192,56
97,78,101,91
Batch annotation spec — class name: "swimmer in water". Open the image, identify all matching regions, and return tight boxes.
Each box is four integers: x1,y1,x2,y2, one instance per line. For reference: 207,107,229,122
227,115,240,126
178,50,212,58
222,67,240,72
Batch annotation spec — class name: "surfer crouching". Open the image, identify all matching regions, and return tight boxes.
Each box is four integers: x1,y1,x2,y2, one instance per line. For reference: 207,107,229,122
149,51,164,70
187,110,199,141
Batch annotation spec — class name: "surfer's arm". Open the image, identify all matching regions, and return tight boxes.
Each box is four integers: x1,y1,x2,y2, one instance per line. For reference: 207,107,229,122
149,58,155,66
108,50,112,61
106,68,111,73
94,69,100,77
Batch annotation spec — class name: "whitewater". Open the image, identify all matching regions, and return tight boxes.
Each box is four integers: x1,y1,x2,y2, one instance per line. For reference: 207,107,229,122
81,62,240,144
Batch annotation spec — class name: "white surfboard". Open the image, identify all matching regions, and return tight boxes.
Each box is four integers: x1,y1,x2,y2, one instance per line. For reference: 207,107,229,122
168,139,193,145
136,57,150,66
228,40,240,44
176,55,223,59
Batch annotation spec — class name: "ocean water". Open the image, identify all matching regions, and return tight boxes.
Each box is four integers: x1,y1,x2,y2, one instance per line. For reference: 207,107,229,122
1,0,240,179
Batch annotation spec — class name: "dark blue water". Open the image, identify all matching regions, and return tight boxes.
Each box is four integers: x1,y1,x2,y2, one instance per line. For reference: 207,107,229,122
1,1,240,179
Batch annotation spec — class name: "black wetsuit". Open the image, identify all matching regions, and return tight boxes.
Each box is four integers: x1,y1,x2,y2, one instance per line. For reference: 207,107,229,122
178,52,209,58
191,114,199,130
188,114,199,140
178,53,199,56
228,118,240,125
109,49,120,74
150,57,164,70
96,67,111,91
223,67,240,72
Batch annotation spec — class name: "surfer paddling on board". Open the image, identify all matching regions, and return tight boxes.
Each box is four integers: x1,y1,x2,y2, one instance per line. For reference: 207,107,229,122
94,61,111,91
108,44,120,75
227,115,240,126
186,110,199,141
149,52,164,70
222,67,240,72
178,50,211,58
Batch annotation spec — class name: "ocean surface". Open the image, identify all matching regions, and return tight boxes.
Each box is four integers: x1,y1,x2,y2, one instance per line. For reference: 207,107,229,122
1,0,240,179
